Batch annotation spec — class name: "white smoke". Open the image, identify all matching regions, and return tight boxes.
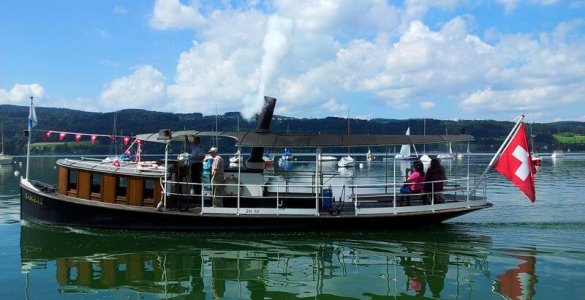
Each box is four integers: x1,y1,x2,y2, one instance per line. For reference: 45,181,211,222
242,15,293,119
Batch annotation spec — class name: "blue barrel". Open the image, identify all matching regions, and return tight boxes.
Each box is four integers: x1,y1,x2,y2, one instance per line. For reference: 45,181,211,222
322,188,333,210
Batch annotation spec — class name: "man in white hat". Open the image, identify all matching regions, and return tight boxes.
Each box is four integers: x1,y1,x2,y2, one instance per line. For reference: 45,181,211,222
209,147,224,207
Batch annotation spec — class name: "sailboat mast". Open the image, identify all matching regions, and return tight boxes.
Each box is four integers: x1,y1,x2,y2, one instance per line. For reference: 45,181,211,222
1,122,4,154
215,104,218,147
347,108,351,155
423,119,426,153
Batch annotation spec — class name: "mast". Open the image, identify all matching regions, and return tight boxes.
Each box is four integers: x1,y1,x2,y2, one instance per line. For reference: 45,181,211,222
347,107,351,156
1,122,4,154
423,118,426,154
215,104,218,147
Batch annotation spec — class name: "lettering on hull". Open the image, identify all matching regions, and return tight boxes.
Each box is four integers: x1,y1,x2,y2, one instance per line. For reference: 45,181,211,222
24,192,44,206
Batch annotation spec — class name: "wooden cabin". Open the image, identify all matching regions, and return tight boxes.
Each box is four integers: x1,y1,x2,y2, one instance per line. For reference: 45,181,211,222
56,159,163,208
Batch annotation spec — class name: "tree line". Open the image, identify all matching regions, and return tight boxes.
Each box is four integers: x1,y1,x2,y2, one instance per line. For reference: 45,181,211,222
1,104,584,155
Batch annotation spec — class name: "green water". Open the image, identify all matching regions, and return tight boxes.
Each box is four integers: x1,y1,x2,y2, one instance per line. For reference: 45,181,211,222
2,156,585,299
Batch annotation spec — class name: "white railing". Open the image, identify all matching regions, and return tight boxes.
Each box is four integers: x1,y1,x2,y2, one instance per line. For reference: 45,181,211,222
161,175,487,216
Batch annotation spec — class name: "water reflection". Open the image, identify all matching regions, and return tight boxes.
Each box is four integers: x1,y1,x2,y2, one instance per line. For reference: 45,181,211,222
19,224,520,299
493,248,537,300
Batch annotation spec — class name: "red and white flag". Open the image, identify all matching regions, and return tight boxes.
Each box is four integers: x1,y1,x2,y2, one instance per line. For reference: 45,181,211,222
493,123,536,202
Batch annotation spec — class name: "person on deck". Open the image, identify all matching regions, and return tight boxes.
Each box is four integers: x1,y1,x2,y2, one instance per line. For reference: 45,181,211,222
405,160,425,193
209,147,224,207
424,158,447,204
400,160,425,206
185,135,205,195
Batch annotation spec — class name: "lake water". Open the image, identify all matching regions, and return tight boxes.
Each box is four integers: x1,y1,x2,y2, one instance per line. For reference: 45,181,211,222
1,155,585,299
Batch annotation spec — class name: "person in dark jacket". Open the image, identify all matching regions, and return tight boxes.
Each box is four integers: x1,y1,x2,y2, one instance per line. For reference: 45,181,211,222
424,158,447,204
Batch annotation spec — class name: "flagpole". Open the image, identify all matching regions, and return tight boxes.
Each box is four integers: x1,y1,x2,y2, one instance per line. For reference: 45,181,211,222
25,96,33,180
472,115,525,192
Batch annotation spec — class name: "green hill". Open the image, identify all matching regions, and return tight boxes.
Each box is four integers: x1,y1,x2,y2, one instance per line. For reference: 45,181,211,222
1,104,584,155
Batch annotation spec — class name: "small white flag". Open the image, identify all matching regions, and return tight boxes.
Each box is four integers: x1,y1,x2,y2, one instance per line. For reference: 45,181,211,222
28,99,38,128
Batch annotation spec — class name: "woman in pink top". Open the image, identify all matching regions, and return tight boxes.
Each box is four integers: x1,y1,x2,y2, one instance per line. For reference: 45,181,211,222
405,160,425,193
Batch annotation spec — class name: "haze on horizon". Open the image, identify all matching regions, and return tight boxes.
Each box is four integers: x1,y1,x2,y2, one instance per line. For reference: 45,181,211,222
1,0,584,123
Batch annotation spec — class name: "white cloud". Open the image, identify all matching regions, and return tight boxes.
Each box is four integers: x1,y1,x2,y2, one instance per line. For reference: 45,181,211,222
420,101,435,109
166,9,266,115
113,6,127,15
132,0,585,120
100,65,167,111
50,96,102,112
0,84,44,104
570,1,585,8
95,28,109,38
149,0,206,30
496,0,560,13
321,99,348,112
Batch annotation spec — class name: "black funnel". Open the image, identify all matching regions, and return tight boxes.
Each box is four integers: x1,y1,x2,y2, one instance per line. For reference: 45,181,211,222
247,96,276,168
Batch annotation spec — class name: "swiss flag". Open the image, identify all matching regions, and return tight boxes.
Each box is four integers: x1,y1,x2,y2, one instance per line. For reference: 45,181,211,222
493,123,536,202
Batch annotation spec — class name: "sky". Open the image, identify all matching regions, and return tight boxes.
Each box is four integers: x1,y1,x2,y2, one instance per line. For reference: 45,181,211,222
1,0,584,122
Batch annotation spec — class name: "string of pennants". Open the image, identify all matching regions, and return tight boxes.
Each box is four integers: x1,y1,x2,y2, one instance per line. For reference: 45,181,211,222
39,130,142,146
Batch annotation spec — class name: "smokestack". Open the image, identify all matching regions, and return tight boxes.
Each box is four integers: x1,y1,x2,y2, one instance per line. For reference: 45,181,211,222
246,96,276,169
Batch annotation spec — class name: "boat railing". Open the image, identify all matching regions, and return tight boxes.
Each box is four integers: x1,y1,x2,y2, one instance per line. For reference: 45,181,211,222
161,175,487,216
60,158,165,174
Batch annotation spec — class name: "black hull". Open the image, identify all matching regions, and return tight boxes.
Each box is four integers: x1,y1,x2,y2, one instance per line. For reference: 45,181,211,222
21,181,491,232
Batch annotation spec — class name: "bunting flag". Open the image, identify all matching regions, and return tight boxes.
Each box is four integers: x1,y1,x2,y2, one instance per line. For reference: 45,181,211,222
493,123,536,202
38,129,140,149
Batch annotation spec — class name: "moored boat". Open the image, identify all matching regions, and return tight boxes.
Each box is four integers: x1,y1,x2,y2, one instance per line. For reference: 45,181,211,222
20,97,509,232
395,127,417,160
280,148,293,161
0,123,13,166
337,155,355,168
551,150,564,159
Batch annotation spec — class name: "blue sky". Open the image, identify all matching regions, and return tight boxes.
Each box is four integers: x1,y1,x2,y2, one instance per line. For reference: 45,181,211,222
1,0,584,122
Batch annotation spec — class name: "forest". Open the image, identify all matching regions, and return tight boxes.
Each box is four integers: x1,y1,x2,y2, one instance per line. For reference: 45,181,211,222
1,104,584,155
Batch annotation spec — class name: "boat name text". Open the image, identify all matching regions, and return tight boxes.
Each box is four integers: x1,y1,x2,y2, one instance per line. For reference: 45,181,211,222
25,193,43,206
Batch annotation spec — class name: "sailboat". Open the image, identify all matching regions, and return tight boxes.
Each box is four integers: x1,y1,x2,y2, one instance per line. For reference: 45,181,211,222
395,127,416,160
419,119,431,163
338,109,355,168
0,123,14,166
229,150,241,164
366,148,373,161
437,129,455,159
529,124,542,166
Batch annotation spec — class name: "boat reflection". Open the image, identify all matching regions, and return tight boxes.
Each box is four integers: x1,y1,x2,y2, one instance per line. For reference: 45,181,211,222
21,224,507,299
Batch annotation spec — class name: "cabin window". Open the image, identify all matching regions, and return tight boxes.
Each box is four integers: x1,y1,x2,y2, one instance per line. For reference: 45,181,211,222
91,174,102,199
144,179,155,200
68,169,77,190
116,177,127,199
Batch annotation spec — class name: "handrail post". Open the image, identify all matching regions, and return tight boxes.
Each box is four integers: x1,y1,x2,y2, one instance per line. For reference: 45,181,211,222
354,186,358,215
315,147,321,216
385,147,389,194
393,156,396,212
162,141,170,210
431,182,434,205
237,146,241,216
200,181,204,214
